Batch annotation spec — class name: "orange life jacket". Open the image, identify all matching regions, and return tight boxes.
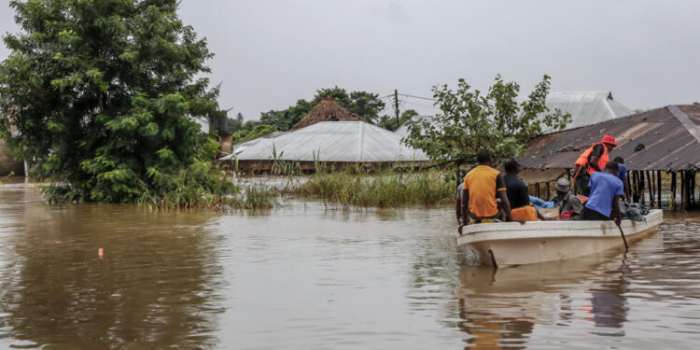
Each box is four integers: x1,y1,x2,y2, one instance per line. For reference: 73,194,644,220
575,143,609,176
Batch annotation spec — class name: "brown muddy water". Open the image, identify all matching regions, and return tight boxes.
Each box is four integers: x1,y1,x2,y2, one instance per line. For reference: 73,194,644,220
0,183,699,349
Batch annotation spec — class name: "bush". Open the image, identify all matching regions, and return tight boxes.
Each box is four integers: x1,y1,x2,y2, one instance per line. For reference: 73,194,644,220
291,170,454,208
0,0,232,207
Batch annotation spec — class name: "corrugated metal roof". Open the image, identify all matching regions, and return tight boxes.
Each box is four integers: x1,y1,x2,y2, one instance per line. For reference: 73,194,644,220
546,91,633,130
221,121,430,163
519,104,700,171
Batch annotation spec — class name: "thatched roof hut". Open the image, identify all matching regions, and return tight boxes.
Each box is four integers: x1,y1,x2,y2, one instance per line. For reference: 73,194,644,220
291,98,361,130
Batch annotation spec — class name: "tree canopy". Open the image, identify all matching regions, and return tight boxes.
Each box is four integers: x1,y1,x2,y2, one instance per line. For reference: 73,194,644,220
257,87,386,133
404,75,570,163
378,109,419,131
0,0,232,205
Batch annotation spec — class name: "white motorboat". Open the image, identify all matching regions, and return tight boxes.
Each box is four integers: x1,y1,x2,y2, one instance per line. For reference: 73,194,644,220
457,210,663,267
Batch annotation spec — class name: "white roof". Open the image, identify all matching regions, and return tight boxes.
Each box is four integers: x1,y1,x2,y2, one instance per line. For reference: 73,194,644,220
546,91,633,130
221,121,430,163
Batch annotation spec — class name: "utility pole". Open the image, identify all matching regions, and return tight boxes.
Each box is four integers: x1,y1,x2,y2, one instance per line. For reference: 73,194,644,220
393,89,400,128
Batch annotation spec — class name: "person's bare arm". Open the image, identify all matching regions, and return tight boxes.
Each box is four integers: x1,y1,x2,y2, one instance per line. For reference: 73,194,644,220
588,144,604,172
455,188,461,224
496,174,512,221
497,191,512,221
612,194,623,226
573,165,582,179
458,188,470,235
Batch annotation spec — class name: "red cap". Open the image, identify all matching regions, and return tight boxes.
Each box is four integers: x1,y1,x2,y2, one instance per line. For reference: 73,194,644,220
601,134,617,146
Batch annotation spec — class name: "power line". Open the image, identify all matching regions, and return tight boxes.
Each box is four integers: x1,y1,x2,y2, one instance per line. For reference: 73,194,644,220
398,93,436,102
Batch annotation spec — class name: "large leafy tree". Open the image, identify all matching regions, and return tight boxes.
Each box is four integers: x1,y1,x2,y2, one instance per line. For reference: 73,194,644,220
378,109,419,131
258,87,386,131
0,0,231,204
404,75,570,163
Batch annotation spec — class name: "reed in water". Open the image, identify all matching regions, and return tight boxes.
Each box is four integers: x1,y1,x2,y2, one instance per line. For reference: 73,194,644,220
289,169,453,208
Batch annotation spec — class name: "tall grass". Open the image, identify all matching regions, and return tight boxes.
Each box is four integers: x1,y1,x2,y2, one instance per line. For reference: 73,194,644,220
229,185,277,210
290,170,454,208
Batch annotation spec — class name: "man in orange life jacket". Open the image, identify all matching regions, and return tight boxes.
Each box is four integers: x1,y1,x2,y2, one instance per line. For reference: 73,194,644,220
573,134,618,196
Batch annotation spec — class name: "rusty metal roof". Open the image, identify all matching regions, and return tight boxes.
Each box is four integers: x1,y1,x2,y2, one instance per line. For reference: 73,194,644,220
519,104,700,171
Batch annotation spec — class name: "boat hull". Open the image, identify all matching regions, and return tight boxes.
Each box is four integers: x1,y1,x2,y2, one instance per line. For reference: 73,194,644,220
457,210,663,266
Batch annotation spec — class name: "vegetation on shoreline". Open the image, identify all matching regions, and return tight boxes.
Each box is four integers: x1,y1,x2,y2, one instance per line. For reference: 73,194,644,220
0,0,233,208
288,170,454,208
229,185,277,210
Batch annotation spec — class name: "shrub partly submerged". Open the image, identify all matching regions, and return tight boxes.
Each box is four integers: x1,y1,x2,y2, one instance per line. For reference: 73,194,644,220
290,170,454,208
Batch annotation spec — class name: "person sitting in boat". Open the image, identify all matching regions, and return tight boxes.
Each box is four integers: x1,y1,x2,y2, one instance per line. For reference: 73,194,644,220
582,161,624,225
503,159,540,222
573,134,618,196
551,177,584,220
459,151,513,230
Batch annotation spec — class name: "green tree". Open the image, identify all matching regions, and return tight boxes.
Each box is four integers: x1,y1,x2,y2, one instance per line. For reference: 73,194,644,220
404,75,570,163
378,109,419,131
259,99,312,131
0,0,232,205
347,91,385,124
258,87,386,131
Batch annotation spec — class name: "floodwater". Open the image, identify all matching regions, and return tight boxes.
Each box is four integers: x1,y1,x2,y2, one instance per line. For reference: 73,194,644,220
0,183,699,349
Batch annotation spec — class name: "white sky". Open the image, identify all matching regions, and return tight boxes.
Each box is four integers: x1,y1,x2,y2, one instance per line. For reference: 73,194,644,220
2,0,700,119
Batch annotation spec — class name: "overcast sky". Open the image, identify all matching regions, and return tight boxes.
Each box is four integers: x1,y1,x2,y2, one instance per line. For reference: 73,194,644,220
1,0,699,119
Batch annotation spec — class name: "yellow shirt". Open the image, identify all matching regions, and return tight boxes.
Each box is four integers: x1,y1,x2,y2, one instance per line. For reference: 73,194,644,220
464,165,505,218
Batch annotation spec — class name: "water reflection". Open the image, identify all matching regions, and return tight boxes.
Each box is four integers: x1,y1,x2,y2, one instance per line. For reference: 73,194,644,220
0,185,223,349
454,252,633,349
0,184,698,349
588,260,629,335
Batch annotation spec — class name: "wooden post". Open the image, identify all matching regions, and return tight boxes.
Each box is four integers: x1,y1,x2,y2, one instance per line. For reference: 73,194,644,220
632,171,638,203
691,171,697,208
649,171,655,207
688,171,693,209
625,172,633,198
546,182,551,201
639,170,647,204
681,171,686,211
671,171,677,210
536,183,541,198
657,170,662,209
648,171,655,206
647,171,653,207
690,170,697,206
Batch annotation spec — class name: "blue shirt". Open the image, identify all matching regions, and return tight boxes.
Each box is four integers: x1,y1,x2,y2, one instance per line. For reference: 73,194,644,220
618,164,627,182
585,172,624,217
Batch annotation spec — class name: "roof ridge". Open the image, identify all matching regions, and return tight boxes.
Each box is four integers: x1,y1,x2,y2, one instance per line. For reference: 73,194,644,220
668,105,700,144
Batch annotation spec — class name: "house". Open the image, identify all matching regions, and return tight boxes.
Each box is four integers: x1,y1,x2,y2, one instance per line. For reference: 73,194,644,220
519,104,700,209
546,91,633,130
221,99,430,172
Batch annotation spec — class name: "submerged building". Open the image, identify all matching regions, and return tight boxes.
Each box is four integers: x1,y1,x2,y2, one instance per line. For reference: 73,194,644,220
546,91,633,130
519,104,700,209
222,99,430,172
